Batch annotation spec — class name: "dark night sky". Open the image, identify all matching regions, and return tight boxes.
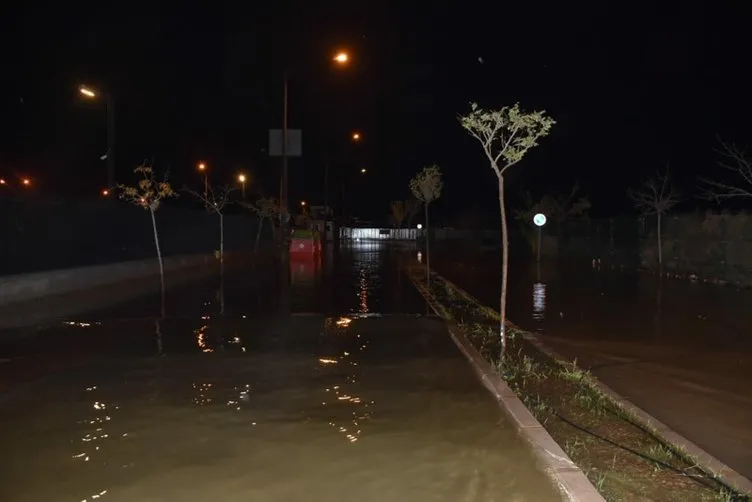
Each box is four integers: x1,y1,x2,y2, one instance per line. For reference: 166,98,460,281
1,1,750,223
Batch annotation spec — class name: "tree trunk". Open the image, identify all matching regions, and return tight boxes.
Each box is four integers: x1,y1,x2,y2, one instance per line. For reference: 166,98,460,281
498,176,508,357
220,213,225,316
425,202,430,291
150,208,166,319
657,212,663,271
255,217,264,251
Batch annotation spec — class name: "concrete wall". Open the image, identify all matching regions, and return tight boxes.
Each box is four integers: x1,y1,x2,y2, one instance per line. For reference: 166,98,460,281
0,196,272,276
0,253,213,306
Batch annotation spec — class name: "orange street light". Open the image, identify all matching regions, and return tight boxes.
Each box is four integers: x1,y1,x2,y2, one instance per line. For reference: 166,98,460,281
238,173,247,198
352,132,361,141
79,86,97,98
300,200,307,207
360,168,367,174
198,162,208,197
333,51,349,64
102,189,110,196
22,178,31,186
0,178,6,185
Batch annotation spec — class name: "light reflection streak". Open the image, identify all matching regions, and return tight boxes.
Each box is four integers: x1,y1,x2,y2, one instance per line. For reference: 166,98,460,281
195,325,214,353
72,386,119,467
532,282,546,321
320,319,373,444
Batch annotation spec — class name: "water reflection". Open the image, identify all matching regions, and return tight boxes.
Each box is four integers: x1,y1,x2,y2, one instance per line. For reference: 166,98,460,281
532,283,546,322
320,317,373,444
72,385,119,469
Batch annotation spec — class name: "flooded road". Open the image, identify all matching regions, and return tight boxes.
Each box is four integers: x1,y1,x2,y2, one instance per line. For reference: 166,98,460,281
0,244,562,501
435,253,752,481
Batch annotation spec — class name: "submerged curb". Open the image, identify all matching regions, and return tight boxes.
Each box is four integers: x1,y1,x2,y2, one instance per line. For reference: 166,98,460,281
416,283,604,502
434,272,752,498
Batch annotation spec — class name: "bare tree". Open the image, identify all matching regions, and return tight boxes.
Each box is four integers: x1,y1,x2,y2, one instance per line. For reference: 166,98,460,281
460,103,555,354
405,197,421,228
242,197,281,251
700,139,752,200
118,164,177,319
185,185,235,270
628,170,678,270
410,165,443,291
390,200,407,228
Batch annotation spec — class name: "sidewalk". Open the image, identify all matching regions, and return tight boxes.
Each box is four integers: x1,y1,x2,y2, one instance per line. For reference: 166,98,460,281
434,256,752,481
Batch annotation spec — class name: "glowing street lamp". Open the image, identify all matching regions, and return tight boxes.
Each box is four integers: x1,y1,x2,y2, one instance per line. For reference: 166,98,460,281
0,178,6,185
22,178,31,187
79,86,97,98
238,173,247,198
300,200,307,207
352,132,361,141
102,189,110,197
79,84,115,189
197,162,208,197
360,168,367,174
281,50,352,239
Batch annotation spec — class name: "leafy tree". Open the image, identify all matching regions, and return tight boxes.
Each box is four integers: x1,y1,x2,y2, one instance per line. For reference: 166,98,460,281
410,165,443,290
118,164,177,318
460,103,555,354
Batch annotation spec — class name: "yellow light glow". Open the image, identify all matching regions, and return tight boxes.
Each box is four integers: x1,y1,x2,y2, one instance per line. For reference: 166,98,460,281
238,174,246,183
102,189,109,196
79,86,97,98
198,162,206,171
22,178,31,186
334,52,349,64
352,132,361,141
336,317,352,327
360,168,367,174
0,178,6,185
300,200,307,207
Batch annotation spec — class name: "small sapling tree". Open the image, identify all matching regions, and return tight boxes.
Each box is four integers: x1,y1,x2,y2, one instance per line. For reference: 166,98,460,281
409,164,443,290
185,184,235,270
460,103,555,354
242,197,282,251
118,164,177,318
628,170,678,271
390,200,407,228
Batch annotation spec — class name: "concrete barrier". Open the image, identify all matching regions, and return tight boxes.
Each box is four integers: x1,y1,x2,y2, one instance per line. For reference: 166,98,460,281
0,254,214,306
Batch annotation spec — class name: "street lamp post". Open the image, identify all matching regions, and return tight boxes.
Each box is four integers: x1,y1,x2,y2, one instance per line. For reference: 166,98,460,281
238,174,247,199
198,162,208,198
79,86,115,189
280,51,350,242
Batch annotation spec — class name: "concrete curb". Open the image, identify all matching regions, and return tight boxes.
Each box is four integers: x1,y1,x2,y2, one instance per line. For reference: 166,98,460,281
0,253,215,306
413,278,604,502
521,330,752,496
433,272,752,497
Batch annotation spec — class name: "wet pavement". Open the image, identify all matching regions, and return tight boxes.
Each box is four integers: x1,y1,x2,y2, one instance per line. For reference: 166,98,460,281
434,252,752,481
0,244,561,502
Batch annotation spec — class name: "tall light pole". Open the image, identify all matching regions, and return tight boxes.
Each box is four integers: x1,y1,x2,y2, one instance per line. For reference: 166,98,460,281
281,51,350,239
197,162,208,198
79,85,115,189
238,173,247,199
324,130,361,220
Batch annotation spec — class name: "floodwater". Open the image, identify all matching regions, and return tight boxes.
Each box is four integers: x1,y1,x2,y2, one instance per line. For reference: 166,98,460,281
435,252,752,480
0,244,561,502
